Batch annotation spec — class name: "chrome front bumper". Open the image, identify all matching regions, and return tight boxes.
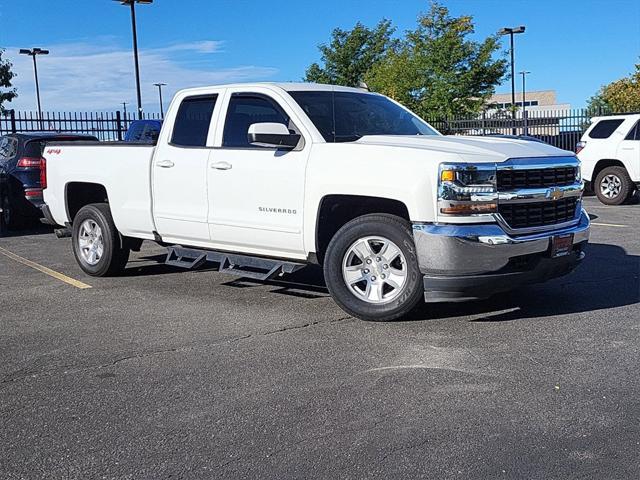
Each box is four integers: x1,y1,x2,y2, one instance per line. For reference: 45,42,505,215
412,209,590,302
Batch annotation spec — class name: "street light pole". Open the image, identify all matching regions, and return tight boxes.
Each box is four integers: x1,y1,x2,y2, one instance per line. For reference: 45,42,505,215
114,0,153,119
19,48,49,129
154,82,166,118
498,26,525,135
520,70,530,136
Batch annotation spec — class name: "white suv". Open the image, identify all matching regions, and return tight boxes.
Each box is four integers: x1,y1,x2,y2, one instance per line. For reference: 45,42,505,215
578,114,640,205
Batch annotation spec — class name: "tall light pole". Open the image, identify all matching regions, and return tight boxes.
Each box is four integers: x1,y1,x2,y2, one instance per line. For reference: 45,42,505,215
498,26,525,134
154,82,166,118
519,70,530,136
114,0,153,119
19,48,49,129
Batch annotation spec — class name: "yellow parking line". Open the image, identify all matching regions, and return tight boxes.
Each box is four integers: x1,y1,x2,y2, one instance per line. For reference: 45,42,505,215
591,222,628,228
0,246,92,289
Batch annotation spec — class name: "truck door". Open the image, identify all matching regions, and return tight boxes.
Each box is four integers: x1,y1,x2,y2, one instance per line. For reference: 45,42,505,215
207,90,310,258
152,93,221,245
618,120,640,181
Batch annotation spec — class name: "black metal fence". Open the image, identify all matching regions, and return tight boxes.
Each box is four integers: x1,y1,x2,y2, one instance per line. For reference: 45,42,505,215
0,107,618,150
0,110,162,141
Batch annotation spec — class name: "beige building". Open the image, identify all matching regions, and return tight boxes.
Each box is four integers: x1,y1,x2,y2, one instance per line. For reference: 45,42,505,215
484,90,571,136
488,90,570,112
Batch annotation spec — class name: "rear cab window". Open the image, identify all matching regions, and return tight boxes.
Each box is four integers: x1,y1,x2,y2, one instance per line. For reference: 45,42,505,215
588,119,624,139
171,95,218,147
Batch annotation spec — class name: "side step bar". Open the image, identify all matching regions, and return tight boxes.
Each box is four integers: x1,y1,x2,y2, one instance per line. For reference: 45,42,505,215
165,245,306,281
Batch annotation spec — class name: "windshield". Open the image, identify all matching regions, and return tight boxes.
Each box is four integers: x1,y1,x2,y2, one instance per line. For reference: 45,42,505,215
289,90,439,142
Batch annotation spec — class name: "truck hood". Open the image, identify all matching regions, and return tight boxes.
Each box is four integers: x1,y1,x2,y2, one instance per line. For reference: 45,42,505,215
354,135,572,163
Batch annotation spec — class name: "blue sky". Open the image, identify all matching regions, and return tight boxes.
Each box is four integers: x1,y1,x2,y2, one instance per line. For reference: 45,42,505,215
1,0,638,112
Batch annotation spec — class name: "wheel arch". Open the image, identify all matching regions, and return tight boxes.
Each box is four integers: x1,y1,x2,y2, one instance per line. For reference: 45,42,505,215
65,182,109,223
592,159,628,182
314,194,411,264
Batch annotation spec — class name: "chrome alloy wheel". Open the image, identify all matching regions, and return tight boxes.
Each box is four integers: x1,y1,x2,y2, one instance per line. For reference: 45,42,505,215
78,219,104,266
341,236,407,304
600,174,622,199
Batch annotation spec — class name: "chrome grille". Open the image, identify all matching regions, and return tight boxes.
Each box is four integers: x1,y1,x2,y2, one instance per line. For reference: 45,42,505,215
498,198,578,230
497,167,577,189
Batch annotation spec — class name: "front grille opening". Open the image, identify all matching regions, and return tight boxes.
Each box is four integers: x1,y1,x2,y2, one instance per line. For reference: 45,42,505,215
499,198,578,230
498,167,577,189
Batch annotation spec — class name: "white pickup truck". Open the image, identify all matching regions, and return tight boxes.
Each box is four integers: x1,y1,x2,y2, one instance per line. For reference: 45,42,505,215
41,83,590,321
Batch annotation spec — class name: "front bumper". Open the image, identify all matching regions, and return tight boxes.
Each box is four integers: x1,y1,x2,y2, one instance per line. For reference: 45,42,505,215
413,209,590,302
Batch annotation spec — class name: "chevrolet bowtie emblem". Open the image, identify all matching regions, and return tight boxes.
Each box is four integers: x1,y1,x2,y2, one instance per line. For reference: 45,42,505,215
546,187,565,201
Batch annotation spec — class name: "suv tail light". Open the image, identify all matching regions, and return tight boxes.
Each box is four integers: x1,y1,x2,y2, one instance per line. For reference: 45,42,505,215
576,141,586,154
40,158,47,189
17,156,44,168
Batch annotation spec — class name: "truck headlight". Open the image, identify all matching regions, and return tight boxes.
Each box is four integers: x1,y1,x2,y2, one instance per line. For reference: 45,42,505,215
438,163,497,216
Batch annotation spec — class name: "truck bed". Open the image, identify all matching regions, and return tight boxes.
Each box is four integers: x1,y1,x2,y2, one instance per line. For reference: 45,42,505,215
43,142,157,239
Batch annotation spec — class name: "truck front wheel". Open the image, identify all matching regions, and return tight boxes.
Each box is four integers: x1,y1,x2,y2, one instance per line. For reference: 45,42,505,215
323,214,424,321
72,203,129,276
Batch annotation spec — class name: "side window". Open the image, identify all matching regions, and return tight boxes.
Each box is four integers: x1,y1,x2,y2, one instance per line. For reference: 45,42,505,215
588,119,624,139
171,95,217,147
624,121,639,141
222,94,291,148
0,136,18,159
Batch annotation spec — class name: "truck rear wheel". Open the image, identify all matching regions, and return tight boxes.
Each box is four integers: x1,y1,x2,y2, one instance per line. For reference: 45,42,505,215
72,203,129,276
595,166,634,205
323,214,423,321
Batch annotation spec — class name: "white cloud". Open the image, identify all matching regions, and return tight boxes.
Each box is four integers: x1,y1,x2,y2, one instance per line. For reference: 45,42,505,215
4,40,277,112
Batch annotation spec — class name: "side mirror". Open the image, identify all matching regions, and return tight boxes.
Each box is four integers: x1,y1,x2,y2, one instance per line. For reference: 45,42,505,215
248,123,301,149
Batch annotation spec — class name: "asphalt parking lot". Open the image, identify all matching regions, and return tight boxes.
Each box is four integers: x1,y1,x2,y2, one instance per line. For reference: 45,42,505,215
1,196,639,479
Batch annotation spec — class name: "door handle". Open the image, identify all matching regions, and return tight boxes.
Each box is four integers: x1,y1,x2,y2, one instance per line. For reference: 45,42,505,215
156,160,175,168
211,161,232,170
621,146,635,150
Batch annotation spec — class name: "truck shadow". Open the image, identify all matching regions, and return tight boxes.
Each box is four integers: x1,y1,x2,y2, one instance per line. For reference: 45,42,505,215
409,242,639,322
122,243,639,321
223,243,639,321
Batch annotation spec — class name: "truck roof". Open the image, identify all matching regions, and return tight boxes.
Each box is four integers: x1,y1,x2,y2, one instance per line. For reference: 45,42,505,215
176,82,374,96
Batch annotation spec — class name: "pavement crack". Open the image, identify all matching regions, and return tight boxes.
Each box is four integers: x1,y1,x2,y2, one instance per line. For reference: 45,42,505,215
262,315,351,337
0,317,352,387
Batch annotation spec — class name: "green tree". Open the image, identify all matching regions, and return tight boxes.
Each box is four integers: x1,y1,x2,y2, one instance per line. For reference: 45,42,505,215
366,3,507,118
587,62,640,113
304,2,507,119
0,49,17,113
304,20,396,86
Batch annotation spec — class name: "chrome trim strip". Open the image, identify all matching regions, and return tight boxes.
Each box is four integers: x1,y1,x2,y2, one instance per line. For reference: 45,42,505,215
496,156,580,170
498,182,583,204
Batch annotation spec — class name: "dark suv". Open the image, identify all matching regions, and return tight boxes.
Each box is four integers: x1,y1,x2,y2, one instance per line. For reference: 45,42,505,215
0,133,98,229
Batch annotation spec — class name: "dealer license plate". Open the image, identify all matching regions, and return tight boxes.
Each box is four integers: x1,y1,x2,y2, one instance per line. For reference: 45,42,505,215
550,233,574,258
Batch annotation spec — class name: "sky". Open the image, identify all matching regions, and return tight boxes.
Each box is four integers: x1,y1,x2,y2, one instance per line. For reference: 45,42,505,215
0,0,639,113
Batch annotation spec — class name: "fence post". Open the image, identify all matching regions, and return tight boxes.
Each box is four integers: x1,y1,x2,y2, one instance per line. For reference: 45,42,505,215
116,110,123,141
10,109,16,133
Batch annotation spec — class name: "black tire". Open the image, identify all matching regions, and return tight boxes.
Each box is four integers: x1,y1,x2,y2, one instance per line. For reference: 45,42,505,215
72,203,130,276
1,188,18,230
594,166,634,205
323,214,424,322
